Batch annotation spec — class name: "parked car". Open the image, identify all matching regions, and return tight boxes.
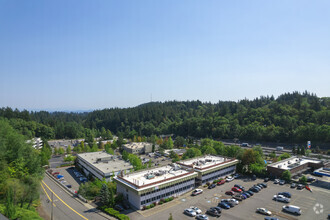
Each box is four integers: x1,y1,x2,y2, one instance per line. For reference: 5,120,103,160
208,184,216,189
206,208,221,217
291,183,297,188
257,183,264,189
279,180,285,185
221,198,239,205
52,172,60,176
242,192,250,198
252,175,257,180
247,190,254,196
196,214,209,220
278,192,291,198
307,176,316,182
184,208,197,217
189,206,202,214
114,204,124,211
264,217,280,220
232,194,244,201
297,184,304,190
225,190,235,196
66,184,72,188
249,187,259,193
256,208,272,216
218,202,230,209
243,191,252,197
253,185,262,190
222,201,235,207
273,195,290,203
274,179,280,184
234,184,245,190
192,189,203,196
282,205,301,215
240,193,247,199
226,176,234,182
233,174,240,179
211,206,222,213
260,183,267,188
217,179,226,185
264,178,269,182
232,187,242,192
122,203,130,209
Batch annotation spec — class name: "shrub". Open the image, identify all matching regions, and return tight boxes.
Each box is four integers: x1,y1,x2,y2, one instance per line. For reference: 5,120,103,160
169,197,174,201
150,204,155,208
159,201,163,205
142,205,146,210
103,208,130,220
213,180,218,183
206,182,211,186
146,206,150,210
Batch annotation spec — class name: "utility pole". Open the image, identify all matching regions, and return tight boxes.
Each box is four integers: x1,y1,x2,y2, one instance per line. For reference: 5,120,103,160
51,191,54,220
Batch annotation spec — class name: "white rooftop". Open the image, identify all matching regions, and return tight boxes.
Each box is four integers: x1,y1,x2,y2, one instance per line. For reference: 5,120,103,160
178,155,231,169
123,142,150,149
117,164,194,189
77,151,133,175
268,156,322,170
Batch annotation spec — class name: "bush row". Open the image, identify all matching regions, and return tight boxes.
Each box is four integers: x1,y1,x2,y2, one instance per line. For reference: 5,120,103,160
102,207,130,220
142,196,174,210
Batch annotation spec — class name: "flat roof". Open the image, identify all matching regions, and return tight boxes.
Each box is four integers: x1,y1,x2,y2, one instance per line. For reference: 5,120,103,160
115,164,195,191
123,142,150,149
178,155,233,170
268,156,322,170
77,151,133,175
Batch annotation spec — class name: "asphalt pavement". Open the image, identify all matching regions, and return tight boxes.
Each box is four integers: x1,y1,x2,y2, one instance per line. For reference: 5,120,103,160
40,174,112,220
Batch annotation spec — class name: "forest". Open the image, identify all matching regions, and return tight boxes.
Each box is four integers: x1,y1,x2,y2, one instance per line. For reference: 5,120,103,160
0,91,329,145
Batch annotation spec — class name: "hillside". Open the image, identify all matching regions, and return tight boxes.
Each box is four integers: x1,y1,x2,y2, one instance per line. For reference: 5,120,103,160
0,91,329,145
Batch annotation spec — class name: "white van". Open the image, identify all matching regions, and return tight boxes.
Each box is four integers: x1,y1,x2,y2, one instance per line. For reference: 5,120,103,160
282,205,301,215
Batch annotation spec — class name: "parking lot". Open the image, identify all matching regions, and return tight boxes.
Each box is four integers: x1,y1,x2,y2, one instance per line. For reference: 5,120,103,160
51,166,86,192
127,176,330,220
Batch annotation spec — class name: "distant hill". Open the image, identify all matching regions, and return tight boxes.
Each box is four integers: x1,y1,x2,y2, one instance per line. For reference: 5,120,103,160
0,91,329,145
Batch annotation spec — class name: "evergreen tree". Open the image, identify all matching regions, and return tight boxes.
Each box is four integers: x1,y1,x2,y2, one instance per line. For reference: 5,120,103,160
301,147,305,156
292,146,296,155
168,213,173,220
100,184,110,207
66,145,71,154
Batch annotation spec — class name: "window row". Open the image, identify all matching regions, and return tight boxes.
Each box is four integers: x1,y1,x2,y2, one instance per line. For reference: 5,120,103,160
140,178,193,197
141,184,194,205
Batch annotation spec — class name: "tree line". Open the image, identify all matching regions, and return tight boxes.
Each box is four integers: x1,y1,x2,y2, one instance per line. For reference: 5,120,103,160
1,91,329,145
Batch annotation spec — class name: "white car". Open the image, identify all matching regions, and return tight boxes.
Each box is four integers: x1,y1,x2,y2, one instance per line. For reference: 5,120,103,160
196,214,209,220
282,205,301,215
273,195,290,203
226,176,234,182
256,208,272,216
274,179,280,184
192,189,203,196
184,208,197,217
189,206,202,214
221,198,239,205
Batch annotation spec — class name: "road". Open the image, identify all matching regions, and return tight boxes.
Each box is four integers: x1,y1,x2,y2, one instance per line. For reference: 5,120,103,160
40,174,110,220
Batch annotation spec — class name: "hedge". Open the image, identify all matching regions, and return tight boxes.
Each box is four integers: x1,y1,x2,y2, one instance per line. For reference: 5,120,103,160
103,207,130,220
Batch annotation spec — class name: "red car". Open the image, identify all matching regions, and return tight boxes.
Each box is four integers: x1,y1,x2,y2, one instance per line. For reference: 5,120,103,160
217,180,226,185
232,187,242,192
225,191,235,195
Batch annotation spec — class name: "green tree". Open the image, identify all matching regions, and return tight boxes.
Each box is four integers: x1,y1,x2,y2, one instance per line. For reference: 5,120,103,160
66,145,71,154
281,170,291,182
5,186,16,219
292,146,296,155
100,184,110,207
299,175,307,185
168,213,173,220
279,153,291,160
269,151,276,159
58,147,65,155
174,136,185,147
301,147,305,156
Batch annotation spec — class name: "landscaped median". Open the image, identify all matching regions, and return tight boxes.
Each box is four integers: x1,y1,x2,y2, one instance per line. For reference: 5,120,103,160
100,207,130,220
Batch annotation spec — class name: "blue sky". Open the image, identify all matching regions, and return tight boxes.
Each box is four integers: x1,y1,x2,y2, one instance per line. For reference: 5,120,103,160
1,0,329,111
